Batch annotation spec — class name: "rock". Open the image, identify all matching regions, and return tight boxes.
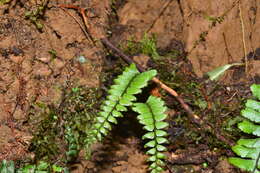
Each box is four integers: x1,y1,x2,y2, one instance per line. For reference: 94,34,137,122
215,159,234,173
9,54,23,63
34,63,52,77
13,107,24,120
0,125,13,148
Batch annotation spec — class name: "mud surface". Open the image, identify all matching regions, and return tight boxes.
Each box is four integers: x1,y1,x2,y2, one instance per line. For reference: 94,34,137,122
0,0,259,172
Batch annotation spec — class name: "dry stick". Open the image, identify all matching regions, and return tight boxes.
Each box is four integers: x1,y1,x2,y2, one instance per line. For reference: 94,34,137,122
146,0,173,33
238,1,248,76
101,38,234,146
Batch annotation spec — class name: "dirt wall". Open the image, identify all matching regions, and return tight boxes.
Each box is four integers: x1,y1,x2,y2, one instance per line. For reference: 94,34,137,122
114,0,260,82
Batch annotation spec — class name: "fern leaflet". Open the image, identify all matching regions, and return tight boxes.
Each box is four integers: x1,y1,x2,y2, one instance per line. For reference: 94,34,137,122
228,84,260,173
133,96,169,173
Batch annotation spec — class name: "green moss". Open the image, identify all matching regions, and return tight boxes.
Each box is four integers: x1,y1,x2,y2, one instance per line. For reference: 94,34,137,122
0,0,11,5
28,87,102,164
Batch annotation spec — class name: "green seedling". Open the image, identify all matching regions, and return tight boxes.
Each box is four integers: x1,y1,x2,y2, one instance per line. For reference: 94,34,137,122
207,63,244,81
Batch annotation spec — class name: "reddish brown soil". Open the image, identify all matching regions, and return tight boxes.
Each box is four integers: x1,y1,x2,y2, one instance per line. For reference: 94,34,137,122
0,0,259,173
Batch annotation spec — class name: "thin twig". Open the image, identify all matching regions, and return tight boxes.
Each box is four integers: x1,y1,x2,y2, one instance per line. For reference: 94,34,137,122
59,7,90,40
238,1,248,76
57,4,96,45
146,0,173,33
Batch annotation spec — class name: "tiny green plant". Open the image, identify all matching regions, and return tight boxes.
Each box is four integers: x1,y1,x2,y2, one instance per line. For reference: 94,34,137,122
0,160,66,173
228,84,260,173
140,33,160,60
65,126,80,161
86,64,169,172
24,1,48,31
0,160,15,173
0,0,11,5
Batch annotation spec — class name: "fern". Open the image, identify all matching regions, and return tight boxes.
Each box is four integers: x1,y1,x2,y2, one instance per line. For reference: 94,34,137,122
86,63,157,145
133,96,169,173
85,64,169,173
228,84,260,173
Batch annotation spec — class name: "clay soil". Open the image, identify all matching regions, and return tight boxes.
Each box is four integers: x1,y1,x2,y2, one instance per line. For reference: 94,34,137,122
0,0,260,173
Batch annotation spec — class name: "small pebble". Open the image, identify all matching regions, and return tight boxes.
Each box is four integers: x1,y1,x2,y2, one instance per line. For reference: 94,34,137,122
76,55,87,64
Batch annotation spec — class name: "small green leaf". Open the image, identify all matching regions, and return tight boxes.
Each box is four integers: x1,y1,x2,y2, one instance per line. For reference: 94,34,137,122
228,157,258,172
97,132,102,141
52,165,63,172
112,110,123,118
144,124,155,131
156,153,166,159
238,120,260,136
97,117,106,123
148,156,157,162
155,130,168,137
237,138,260,148
145,140,156,148
232,144,259,159
99,127,107,135
155,122,169,129
149,163,157,169
156,137,168,144
154,114,167,121
142,132,155,139
207,63,243,81
103,122,112,130
119,97,132,106
101,105,113,113
107,115,117,124
241,108,260,123
104,100,116,107
0,160,15,173
251,84,260,100
155,166,164,172
37,161,49,170
107,95,118,101
116,104,127,111
146,148,156,155
139,118,154,126
246,99,260,111
156,145,167,151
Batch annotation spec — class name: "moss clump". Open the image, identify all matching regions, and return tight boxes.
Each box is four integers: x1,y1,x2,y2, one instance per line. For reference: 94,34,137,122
29,87,102,164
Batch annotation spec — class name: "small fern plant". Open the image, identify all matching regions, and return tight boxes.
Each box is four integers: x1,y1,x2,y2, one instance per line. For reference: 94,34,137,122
228,84,260,173
85,64,169,173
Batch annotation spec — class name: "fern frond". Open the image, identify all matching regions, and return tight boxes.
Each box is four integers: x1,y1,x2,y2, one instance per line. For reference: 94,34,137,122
228,84,260,173
86,64,157,144
133,96,168,173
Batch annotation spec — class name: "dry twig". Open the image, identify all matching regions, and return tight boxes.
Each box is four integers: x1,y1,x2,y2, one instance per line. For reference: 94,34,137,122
238,1,248,76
